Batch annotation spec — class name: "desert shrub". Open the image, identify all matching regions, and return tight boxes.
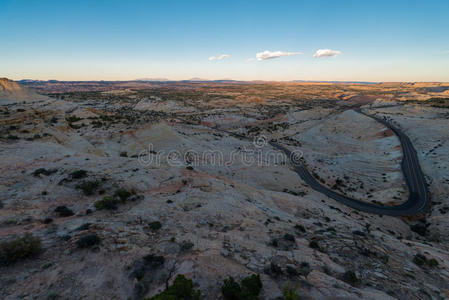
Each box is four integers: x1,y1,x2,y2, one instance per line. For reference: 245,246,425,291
342,270,360,286
76,223,91,231
43,217,53,224
33,168,57,177
221,274,262,300
180,240,194,252
264,262,283,277
149,221,162,232
76,234,100,248
54,206,74,217
282,283,300,300
410,223,427,236
143,254,165,266
286,265,298,276
94,188,136,210
294,224,305,233
427,258,438,267
284,233,295,242
413,254,426,266
0,233,42,265
352,230,365,236
269,238,279,247
66,116,82,123
298,262,311,276
70,169,87,179
76,180,99,196
46,291,61,300
114,188,132,201
145,274,202,300
309,240,320,250
95,196,118,210
413,254,439,268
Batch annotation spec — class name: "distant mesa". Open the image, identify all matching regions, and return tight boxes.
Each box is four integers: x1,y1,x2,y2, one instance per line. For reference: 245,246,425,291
0,78,48,104
135,78,171,82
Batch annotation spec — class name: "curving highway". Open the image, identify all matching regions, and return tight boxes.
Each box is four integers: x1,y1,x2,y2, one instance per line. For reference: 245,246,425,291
177,108,429,217
269,109,429,216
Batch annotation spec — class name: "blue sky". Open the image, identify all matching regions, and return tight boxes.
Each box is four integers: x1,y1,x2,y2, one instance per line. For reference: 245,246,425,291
1,0,448,81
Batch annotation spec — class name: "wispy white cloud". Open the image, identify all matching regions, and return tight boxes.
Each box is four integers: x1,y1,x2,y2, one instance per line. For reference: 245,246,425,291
209,54,230,61
256,50,302,61
246,58,255,62
313,49,342,58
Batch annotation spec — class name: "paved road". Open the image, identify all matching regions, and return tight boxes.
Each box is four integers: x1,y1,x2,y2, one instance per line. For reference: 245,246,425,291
269,109,429,216
177,108,429,216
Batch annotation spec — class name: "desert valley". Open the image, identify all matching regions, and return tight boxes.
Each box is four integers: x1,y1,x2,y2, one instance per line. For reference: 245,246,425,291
1,78,449,299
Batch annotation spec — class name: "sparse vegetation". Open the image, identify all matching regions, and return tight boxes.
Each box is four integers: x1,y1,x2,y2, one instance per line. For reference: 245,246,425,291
0,233,42,265
149,221,162,232
221,274,262,300
76,180,99,196
180,240,194,252
342,270,360,286
114,188,132,201
145,275,202,300
282,283,300,300
94,187,137,210
76,234,100,248
33,168,57,177
413,254,439,268
95,196,118,210
54,205,74,217
70,169,87,179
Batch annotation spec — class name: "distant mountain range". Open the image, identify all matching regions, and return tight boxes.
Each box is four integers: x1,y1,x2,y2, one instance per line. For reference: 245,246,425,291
17,78,381,84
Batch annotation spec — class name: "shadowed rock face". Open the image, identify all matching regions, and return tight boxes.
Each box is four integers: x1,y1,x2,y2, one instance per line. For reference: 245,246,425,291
0,78,48,103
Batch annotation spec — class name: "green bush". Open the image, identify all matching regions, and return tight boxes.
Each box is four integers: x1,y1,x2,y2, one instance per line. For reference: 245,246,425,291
33,168,57,177
114,188,132,201
94,188,136,210
413,254,426,266
413,254,439,268
282,283,300,300
70,169,87,179
143,254,165,266
54,205,74,217
66,116,82,123
76,234,100,248
180,240,194,252
0,233,42,265
77,180,99,196
146,275,202,300
149,221,162,232
342,271,360,286
294,224,305,233
284,233,295,242
95,196,118,210
427,258,438,267
221,274,262,300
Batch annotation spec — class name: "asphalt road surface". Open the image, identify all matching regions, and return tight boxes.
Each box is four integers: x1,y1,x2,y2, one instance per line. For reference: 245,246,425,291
178,108,429,217
269,109,429,216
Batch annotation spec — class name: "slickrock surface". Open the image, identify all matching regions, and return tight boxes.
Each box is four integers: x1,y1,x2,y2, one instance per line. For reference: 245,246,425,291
1,80,448,299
